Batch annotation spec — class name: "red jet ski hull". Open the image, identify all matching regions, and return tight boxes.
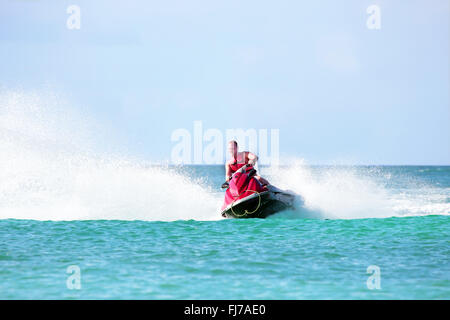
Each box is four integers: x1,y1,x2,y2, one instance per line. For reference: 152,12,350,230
221,189,295,218
221,170,296,219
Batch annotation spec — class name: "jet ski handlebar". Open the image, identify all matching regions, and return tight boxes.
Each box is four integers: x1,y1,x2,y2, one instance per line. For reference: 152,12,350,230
221,164,256,189
233,164,249,176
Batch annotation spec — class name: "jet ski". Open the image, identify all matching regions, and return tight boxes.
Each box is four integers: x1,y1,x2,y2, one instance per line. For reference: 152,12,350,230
220,165,297,219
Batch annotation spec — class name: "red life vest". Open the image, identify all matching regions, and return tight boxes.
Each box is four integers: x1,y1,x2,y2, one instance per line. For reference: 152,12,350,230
229,155,253,174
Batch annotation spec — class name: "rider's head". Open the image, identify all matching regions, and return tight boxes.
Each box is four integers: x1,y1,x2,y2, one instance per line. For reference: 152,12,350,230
228,140,238,157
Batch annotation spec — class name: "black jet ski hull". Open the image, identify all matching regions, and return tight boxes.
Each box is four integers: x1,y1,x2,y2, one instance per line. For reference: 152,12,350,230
220,188,296,219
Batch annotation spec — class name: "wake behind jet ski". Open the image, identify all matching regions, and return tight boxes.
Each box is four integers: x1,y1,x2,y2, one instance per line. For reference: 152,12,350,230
220,140,298,219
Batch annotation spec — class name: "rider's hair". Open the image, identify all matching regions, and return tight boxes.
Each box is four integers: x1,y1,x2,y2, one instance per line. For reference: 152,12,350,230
229,140,238,147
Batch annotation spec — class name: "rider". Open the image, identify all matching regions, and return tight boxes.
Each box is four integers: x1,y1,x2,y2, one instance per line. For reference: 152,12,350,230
225,140,270,186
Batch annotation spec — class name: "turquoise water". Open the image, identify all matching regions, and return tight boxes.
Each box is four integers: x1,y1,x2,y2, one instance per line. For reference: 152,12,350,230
0,216,448,299
0,166,449,299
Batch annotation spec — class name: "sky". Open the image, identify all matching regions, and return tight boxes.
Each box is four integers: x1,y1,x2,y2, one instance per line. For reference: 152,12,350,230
0,0,449,165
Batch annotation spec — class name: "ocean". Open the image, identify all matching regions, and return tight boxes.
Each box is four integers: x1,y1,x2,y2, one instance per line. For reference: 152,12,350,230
0,165,449,299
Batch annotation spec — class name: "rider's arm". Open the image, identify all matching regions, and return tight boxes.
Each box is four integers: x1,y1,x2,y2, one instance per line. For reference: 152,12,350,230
247,152,258,166
225,162,232,181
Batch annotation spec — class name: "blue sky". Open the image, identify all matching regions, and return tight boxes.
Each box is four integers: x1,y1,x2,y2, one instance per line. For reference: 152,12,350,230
0,0,449,164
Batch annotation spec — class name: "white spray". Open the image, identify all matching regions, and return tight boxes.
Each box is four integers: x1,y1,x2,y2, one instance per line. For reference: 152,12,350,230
0,89,221,221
